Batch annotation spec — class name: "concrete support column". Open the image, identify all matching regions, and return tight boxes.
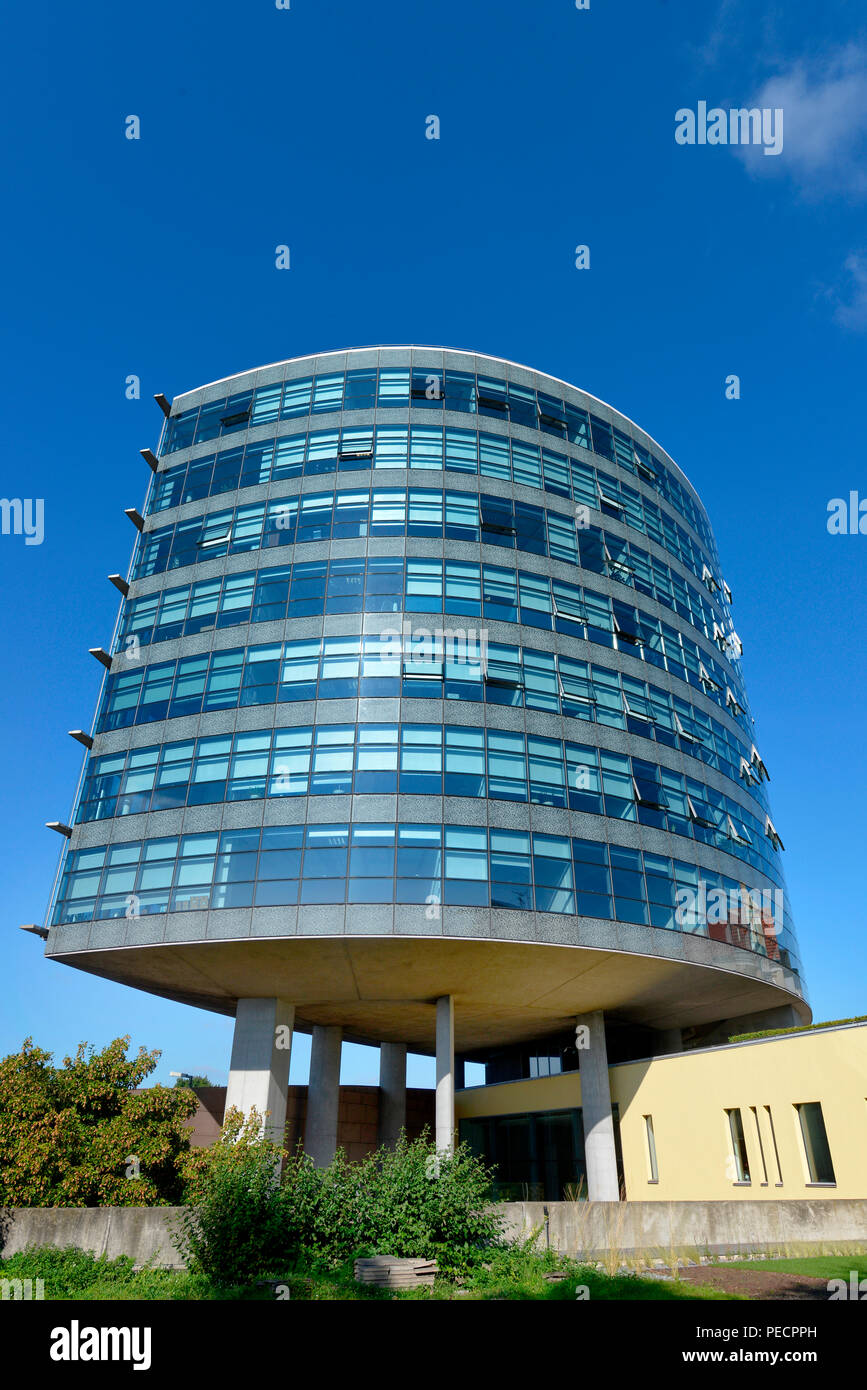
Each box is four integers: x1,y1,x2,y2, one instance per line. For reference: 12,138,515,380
576,1010,620,1201
225,998,294,1146
305,1025,342,1167
435,995,455,1155
378,1042,407,1148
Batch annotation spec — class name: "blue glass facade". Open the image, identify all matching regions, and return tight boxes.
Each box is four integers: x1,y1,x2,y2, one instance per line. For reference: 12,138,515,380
43,349,805,1018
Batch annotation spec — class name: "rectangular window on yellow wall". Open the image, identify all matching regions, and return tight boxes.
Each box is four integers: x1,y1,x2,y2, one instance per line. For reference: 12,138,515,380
796,1102,836,1185
765,1105,784,1185
750,1106,768,1185
726,1107,751,1183
644,1115,658,1182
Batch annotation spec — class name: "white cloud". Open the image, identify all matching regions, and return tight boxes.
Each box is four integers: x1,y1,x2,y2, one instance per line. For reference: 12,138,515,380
735,45,867,197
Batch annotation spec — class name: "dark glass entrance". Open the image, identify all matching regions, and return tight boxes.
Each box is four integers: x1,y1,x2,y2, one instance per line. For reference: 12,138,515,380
459,1106,623,1200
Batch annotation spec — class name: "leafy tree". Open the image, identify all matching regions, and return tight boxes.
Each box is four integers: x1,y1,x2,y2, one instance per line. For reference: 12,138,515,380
0,1036,199,1207
172,1074,212,1089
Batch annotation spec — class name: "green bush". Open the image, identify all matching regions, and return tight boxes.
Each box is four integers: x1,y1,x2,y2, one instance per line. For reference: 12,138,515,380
173,1109,293,1285
279,1129,503,1273
176,1117,504,1284
0,1036,199,1206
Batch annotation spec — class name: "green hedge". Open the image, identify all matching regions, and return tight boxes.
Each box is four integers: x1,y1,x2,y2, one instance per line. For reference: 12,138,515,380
729,1015,867,1043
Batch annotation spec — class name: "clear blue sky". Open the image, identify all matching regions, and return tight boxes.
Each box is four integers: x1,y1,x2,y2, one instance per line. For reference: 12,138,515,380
2,0,865,1088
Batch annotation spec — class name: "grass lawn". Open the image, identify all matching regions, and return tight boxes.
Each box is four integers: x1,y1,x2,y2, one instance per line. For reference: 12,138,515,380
0,1247,740,1301
724,1256,867,1283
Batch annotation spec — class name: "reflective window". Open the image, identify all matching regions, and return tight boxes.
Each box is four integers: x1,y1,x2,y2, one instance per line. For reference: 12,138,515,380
158,372,717,560
80,713,778,885
50,824,800,977
132,487,735,657
150,424,718,580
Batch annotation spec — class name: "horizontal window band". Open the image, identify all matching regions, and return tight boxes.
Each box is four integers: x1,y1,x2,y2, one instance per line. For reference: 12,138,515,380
155,393,718,568
49,823,799,979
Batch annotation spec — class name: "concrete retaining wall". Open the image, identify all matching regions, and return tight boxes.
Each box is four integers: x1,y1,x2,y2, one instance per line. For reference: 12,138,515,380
498,1199,867,1256
3,1199,866,1268
0,1207,186,1269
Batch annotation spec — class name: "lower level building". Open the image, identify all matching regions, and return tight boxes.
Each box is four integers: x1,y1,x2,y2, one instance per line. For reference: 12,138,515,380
188,1019,866,1202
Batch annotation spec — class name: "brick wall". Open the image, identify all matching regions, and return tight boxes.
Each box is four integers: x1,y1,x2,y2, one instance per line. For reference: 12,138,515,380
186,1085,435,1162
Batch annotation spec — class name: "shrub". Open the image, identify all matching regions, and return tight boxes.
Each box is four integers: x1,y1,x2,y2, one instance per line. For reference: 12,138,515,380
0,1036,198,1207
275,1130,503,1273
174,1108,294,1285
177,1121,504,1283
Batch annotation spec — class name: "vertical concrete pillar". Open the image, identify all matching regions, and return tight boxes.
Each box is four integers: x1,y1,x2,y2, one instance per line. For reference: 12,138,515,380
225,998,294,1146
576,1010,620,1201
435,995,455,1155
305,1024,342,1167
378,1042,407,1148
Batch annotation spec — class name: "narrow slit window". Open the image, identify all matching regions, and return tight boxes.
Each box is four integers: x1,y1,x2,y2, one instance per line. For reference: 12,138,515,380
644,1115,659,1182
750,1107,768,1185
726,1107,751,1182
765,1106,783,1184
796,1103,836,1184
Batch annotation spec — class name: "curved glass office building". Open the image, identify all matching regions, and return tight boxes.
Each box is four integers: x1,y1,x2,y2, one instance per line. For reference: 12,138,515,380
40,348,809,1194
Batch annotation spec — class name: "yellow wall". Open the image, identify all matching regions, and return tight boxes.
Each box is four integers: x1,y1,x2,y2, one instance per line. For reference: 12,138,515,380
455,1023,867,1201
